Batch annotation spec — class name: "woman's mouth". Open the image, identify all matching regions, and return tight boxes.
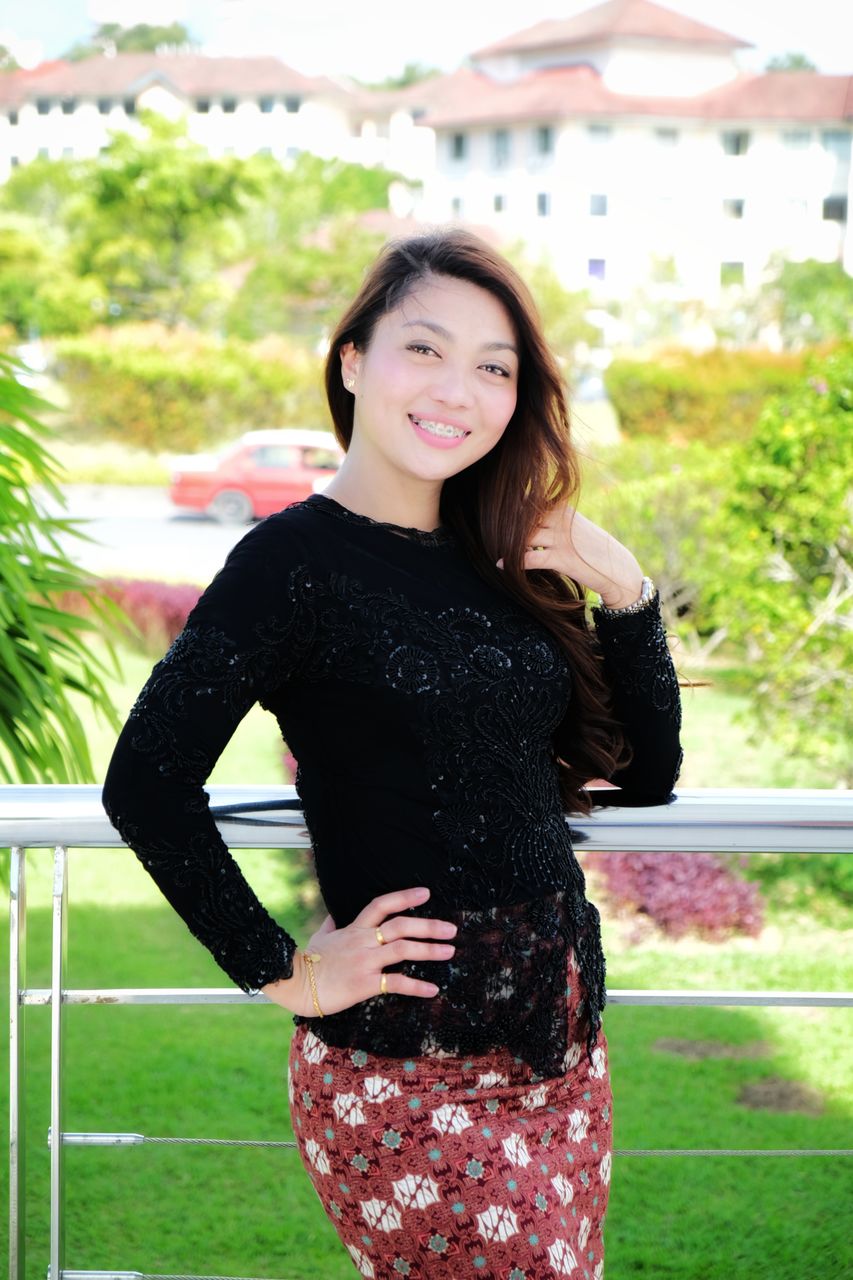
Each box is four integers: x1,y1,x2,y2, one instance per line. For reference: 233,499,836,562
408,414,471,449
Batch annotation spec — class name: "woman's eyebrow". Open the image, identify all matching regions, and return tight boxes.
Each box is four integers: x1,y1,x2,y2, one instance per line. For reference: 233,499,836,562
401,318,518,357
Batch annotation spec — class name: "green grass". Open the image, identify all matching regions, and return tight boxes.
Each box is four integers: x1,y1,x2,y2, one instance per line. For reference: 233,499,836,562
2,645,850,1278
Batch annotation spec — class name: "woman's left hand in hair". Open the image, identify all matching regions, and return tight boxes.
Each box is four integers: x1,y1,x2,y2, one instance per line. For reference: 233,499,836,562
498,506,644,609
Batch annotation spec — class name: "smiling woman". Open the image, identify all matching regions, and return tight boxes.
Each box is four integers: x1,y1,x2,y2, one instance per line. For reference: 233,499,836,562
102,227,682,1278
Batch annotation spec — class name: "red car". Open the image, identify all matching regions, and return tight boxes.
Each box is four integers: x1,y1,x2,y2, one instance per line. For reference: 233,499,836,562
169,429,343,523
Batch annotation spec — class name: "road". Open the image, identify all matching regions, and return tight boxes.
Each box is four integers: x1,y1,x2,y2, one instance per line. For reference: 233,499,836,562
46,485,251,583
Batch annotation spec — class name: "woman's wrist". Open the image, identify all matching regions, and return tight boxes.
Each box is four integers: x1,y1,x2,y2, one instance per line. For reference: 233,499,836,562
597,575,655,615
597,572,646,610
260,950,312,1015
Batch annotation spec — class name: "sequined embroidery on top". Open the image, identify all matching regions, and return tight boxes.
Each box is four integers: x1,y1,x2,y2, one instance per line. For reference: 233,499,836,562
102,501,683,1079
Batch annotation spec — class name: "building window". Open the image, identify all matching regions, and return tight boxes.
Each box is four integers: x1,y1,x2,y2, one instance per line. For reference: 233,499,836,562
537,192,551,216
493,193,506,212
781,129,810,149
588,258,606,281
721,261,744,286
721,130,749,156
259,96,275,113
8,109,17,125
492,129,511,168
60,98,76,115
589,193,608,216
823,196,848,222
722,198,745,219
62,146,73,157
451,196,464,217
10,155,19,168
655,127,678,146
822,130,850,162
258,145,272,155
284,96,301,112
124,99,136,115
97,98,113,114
36,98,51,115
195,98,211,113
38,146,49,158
222,98,237,113
450,132,467,160
535,125,554,155
587,124,612,143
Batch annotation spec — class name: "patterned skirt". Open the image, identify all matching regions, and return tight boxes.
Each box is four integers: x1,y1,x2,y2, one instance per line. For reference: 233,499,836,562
287,950,612,1279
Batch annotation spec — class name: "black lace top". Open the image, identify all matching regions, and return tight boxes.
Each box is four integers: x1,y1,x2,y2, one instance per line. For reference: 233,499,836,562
102,494,683,1079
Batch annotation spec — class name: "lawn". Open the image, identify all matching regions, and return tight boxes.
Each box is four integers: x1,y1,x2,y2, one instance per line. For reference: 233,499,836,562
1,645,850,1279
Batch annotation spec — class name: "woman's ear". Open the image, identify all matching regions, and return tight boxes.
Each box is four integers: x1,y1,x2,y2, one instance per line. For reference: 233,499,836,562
339,341,360,388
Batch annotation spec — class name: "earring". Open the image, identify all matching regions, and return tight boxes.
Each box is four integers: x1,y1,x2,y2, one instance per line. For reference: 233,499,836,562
345,378,355,391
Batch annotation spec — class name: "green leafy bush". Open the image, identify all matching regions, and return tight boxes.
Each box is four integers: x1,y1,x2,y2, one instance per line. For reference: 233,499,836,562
579,437,729,639
701,342,853,782
54,324,327,452
604,347,809,443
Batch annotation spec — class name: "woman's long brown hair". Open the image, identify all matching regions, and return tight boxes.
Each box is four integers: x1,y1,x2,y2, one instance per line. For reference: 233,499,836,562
323,227,631,814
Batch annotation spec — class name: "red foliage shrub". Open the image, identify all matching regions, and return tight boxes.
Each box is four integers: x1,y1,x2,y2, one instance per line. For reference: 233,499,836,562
583,850,764,940
62,577,201,654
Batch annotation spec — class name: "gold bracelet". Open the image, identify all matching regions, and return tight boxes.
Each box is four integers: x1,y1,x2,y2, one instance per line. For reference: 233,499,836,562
302,950,324,1018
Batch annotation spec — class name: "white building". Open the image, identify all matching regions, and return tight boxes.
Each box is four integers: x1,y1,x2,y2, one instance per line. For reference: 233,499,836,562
0,51,431,182
410,0,852,299
0,0,850,302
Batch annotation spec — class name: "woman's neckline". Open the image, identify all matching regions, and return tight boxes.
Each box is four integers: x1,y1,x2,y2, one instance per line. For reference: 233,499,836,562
305,493,456,547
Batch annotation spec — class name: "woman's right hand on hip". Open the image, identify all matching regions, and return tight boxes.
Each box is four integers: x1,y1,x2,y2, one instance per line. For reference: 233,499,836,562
261,886,457,1017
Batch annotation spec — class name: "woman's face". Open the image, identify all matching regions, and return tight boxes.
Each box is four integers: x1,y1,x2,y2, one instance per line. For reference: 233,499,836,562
340,274,519,486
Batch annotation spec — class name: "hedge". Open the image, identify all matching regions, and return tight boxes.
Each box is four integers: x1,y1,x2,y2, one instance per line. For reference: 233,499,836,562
604,347,811,443
53,324,328,452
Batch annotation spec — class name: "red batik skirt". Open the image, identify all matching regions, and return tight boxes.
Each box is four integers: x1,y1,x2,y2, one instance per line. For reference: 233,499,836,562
287,949,612,1279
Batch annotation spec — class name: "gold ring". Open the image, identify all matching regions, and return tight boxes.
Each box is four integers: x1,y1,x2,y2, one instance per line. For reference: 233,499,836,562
375,926,386,945
380,972,388,996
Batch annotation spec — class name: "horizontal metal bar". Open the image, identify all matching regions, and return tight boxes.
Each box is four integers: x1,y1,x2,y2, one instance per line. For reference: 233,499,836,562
22,987,853,1008
613,1148,853,1157
59,1133,296,1148
2,784,851,851
56,1134,853,1157
60,1273,291,1280
22,988,256,1006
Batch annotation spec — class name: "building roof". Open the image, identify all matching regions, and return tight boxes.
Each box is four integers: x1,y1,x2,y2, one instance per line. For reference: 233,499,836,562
473,0,751,59
420,65,853,128
0,53,339,106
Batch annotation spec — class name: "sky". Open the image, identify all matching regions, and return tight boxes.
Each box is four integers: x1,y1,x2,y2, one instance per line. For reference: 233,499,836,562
1,0,851,80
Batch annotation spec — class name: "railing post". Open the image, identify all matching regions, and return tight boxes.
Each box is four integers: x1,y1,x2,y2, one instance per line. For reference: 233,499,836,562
9,847,26,1280
49,846,68,1280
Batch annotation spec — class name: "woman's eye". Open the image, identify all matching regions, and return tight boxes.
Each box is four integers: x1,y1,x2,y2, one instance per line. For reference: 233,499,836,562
407,343,436,356
482,363,511,378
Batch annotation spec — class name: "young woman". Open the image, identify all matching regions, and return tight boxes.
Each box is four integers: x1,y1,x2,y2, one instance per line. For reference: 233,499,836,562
103,228,682,1279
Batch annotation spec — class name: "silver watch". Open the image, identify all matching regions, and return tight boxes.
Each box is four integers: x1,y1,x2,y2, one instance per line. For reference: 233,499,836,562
596,576,656,617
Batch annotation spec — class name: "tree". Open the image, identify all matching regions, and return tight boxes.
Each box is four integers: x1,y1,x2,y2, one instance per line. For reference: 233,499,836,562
761,258,853,347
0,215,105,337
355,62,442,90
63,21,197,61
227,151,397,340
0,43,19,71
74,112,262,327
0,353,120,783
765,52,817,72
703,344,853,783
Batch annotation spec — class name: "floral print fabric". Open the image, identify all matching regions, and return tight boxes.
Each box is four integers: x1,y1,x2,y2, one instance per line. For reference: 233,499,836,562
288,950,612,1279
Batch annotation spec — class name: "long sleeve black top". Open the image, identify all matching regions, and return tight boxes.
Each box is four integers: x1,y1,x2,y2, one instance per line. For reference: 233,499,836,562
102,494,683,1078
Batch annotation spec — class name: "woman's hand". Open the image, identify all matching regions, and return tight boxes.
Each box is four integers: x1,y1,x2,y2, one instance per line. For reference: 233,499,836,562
261,886,457,1017
499,506,644,609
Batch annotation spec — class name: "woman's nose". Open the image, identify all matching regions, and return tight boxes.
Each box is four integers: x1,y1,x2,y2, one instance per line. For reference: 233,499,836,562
429,363,474,407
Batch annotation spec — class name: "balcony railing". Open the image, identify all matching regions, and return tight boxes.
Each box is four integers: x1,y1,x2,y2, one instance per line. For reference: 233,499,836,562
4,784,852,1280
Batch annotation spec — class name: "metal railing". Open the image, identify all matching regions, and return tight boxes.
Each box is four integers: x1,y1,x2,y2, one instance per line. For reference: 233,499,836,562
4,784,852,1280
